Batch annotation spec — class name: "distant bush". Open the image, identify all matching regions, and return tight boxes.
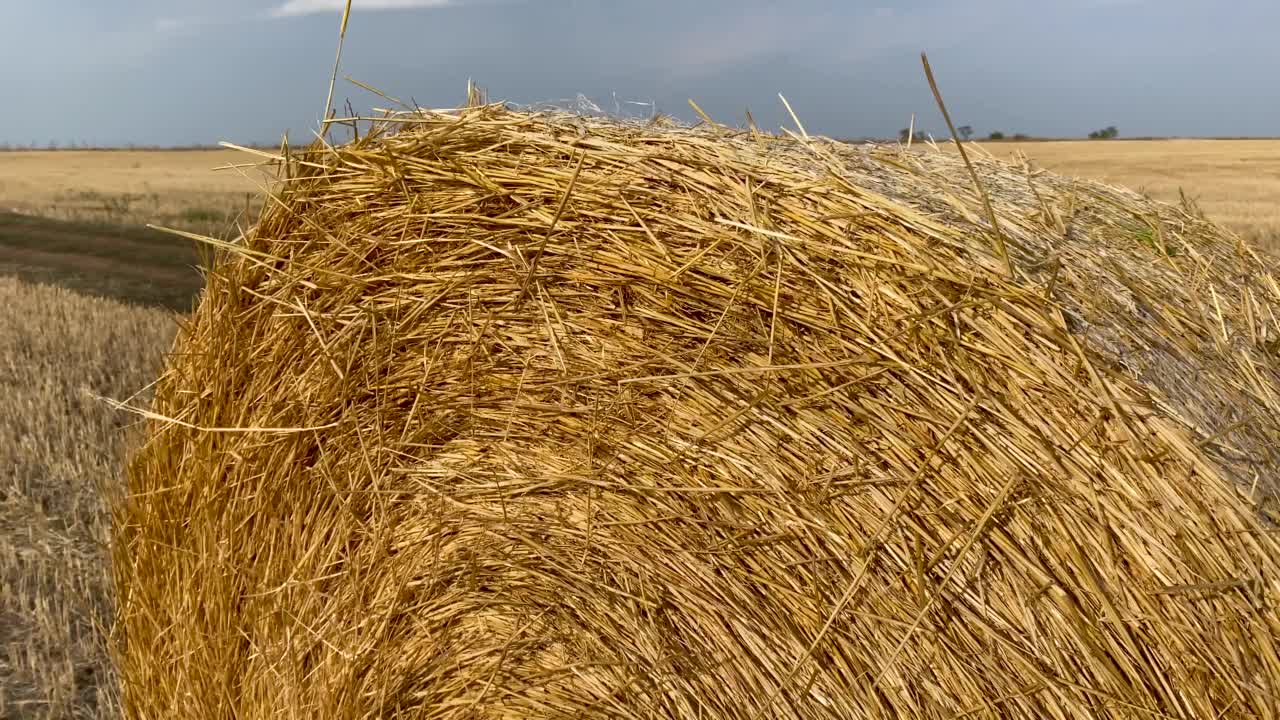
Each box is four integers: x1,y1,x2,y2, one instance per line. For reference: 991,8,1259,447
1088,126,1119,140
898,128,929,143
988,131,1005,140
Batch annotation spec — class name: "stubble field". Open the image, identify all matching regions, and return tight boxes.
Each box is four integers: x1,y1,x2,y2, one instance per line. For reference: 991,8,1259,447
0,149,263,232
969,138,1280,253
0,277,175,718
0,138,1277,717
4,140,1278,252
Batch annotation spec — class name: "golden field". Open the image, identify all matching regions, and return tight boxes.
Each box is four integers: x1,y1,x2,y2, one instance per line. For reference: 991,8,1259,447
2,140,1278,254
0,276,176,718
966,138,1280,253
0,149,265,233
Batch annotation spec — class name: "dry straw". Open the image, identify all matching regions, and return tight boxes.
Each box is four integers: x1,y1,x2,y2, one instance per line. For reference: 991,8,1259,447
113,96,1280,718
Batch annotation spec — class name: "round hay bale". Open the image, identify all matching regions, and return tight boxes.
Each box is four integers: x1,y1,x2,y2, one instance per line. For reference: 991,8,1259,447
113,104,1280,719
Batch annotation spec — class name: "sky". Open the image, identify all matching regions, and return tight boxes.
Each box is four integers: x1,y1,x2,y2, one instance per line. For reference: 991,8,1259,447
3,0,1278,147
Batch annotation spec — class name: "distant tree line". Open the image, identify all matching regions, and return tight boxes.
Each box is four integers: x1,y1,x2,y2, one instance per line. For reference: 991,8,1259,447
973,130,1033,141
898,128,929,143
896,126,1041,143
887,125,1122,143
3,125,1124,152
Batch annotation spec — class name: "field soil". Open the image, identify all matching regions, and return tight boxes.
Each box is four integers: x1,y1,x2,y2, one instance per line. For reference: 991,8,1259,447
0,213,204,311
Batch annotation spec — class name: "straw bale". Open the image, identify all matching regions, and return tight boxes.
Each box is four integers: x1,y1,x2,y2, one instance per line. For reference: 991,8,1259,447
113,102,1280,719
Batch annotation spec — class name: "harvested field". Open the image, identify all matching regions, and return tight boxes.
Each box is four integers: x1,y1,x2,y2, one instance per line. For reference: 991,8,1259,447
112,102,1280,719
4,140,1279,256
0,276,176,719
965,139,1280,255
0,149,264,234
0,212,204,311
4,140,1278,256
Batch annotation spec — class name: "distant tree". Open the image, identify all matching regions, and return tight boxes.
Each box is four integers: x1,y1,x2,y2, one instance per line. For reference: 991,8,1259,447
898,128,930,143
988,131,1006,140
1013,133,1031,141
1088,125,1119,140
957,125,974,140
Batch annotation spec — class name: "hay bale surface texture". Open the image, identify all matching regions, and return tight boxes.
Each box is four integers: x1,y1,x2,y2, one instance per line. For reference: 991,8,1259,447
114,101,1280,719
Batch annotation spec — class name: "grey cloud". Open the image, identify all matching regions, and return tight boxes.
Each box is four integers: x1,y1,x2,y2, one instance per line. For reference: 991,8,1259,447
3,0,1278,146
